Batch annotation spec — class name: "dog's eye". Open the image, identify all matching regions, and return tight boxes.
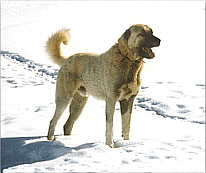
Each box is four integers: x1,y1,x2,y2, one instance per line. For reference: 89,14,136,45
139,33,146,37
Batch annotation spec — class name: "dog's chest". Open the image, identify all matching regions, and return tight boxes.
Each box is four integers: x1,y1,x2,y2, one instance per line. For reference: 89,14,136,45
113,61,143,101
116,79,139,101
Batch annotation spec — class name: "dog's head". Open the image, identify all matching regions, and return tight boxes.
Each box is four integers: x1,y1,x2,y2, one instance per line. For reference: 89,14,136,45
118,24,161,60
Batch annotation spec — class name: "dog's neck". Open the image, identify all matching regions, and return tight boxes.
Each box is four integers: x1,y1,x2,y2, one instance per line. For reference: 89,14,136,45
107,44,144,83
115,43,145,63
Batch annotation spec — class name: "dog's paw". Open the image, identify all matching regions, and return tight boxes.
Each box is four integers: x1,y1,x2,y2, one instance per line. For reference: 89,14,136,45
47,135,56,141
106,141,115,148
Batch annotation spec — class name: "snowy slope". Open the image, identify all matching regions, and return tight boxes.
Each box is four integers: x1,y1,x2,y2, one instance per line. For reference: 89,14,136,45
1,51,205,172
1,1,205,172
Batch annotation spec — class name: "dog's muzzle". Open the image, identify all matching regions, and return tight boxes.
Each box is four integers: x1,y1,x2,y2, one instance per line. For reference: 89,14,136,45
140,36,161,59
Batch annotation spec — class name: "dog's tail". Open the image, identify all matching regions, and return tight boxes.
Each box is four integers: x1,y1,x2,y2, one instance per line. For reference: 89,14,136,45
45,28,70,66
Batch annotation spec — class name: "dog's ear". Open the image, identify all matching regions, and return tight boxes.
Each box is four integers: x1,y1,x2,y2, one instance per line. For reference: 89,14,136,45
123,29,131,40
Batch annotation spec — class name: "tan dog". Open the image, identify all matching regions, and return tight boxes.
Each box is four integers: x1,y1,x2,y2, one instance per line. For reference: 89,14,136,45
46,24,160,147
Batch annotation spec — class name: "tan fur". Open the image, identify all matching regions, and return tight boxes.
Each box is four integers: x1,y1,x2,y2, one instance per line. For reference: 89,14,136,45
45,28,70,66
46,24,160,147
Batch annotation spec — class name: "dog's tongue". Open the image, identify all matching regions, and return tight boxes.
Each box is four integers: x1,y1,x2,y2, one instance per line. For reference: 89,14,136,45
142,47,155,58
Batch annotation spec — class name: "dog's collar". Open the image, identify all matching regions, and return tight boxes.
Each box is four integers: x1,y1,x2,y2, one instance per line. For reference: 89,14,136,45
120,54,145,63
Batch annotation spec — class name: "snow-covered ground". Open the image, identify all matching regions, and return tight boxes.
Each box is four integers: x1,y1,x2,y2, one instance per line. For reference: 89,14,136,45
1,1,205,172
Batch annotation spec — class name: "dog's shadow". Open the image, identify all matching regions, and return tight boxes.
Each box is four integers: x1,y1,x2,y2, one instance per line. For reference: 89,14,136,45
1,136,95,171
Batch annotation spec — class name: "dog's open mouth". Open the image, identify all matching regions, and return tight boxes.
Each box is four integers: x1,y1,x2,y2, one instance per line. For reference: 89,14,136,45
141,47,155,59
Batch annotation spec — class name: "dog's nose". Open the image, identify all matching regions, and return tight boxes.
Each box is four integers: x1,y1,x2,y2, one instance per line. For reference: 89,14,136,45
155,37,161,46
157,38,161,45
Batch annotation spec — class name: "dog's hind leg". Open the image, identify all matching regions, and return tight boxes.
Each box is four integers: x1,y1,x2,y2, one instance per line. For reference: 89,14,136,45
120,95,136,140
64,92,88,135
47,97,71,141
47,71,79,141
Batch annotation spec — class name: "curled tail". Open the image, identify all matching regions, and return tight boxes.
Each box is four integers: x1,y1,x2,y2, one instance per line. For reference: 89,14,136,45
45,28,70,66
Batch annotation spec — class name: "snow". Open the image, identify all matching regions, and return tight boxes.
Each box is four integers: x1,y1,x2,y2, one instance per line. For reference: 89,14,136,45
1,1,205,172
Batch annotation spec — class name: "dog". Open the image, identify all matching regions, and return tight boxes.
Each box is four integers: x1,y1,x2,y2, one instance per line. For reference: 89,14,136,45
46,24,160,147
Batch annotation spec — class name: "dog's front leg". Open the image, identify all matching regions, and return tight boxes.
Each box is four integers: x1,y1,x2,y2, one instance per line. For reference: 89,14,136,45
120,95,136,140
105,97,116,147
